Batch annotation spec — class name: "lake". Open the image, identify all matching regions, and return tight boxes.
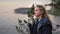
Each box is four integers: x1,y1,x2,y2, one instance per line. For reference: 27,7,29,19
0,13,60,34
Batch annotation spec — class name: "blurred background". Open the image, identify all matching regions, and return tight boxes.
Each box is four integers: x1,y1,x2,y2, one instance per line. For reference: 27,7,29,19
0,0,60,34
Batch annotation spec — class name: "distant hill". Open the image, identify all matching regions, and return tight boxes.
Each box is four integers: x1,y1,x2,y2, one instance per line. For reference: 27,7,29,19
14,8,30,14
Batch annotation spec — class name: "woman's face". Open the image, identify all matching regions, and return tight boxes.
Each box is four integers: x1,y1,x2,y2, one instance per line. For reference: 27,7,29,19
34,7,43,17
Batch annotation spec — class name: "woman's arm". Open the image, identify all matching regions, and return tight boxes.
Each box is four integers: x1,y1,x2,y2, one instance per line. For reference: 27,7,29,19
28,23,33,34
41,24,52,34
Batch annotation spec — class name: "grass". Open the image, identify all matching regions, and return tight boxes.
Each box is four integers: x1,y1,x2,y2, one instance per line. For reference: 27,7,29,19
54,9,60,16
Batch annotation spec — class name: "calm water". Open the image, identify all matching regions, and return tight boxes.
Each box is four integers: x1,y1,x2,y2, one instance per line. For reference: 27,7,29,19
0,13,60,34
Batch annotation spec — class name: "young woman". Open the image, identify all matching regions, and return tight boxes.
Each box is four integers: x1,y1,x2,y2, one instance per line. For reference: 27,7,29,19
28,5,52,34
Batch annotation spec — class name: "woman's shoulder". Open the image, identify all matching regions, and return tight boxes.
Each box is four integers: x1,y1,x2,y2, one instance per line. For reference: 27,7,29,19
42,17,51,25
42,18,49,22
42,17,52,29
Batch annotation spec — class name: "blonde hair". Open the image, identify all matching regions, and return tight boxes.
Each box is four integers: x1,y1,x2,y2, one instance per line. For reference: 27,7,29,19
35,5,52,29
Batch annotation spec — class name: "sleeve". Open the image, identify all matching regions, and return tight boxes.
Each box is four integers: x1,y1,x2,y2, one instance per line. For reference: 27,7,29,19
28,23,33,34
41,20,52,34
28,23,33,30
41,24,52,34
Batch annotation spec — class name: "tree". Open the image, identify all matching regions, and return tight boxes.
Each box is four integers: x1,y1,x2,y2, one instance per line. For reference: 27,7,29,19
51,0,60,15
15,4,34,34
27,4,34,23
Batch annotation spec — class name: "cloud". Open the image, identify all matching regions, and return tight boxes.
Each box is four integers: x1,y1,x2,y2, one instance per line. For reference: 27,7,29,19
0,0,51,4
0,0,51,14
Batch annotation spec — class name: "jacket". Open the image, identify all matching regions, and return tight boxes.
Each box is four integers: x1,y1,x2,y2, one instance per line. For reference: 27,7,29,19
28,17,52,34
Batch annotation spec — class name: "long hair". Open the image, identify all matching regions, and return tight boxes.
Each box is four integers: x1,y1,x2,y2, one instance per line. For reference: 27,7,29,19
35,5,52,29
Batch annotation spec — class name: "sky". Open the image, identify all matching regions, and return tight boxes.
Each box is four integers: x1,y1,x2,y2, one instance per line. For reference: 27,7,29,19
0,0,51,14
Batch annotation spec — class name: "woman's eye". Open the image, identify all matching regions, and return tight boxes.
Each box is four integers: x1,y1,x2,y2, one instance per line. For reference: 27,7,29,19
39,8,43,11
35,10,39,11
